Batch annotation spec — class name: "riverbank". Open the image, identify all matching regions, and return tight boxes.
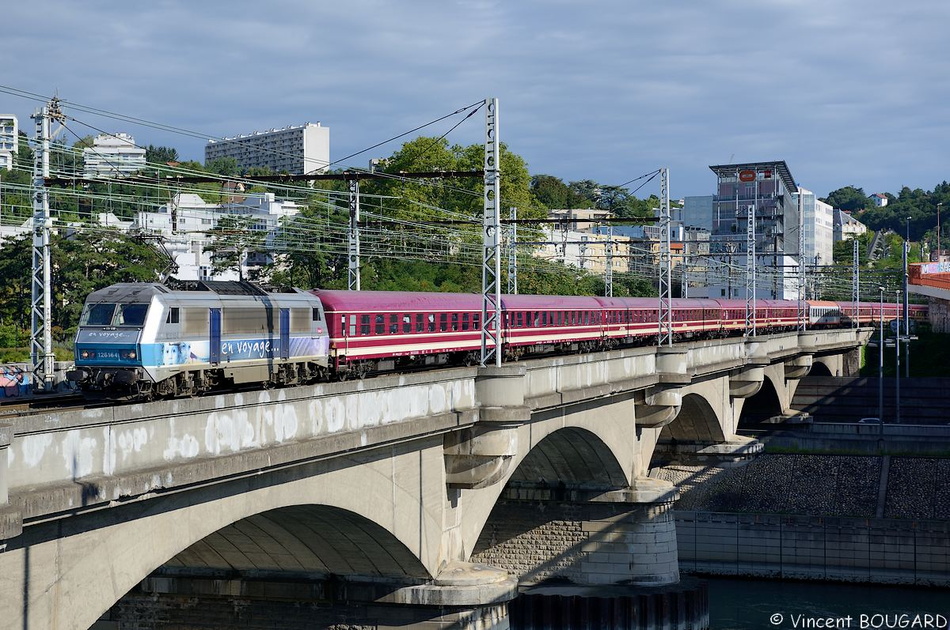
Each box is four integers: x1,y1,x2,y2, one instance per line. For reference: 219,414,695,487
651,454,950,586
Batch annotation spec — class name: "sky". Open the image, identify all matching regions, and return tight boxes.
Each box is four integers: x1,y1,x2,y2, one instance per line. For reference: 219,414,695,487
2,0,949,201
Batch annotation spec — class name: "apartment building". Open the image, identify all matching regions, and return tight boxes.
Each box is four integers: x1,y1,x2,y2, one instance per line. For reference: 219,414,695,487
0,115,18,171
205,123,329,175
82,133,147,178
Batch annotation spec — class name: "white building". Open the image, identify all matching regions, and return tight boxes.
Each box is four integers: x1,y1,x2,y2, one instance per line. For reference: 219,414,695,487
534,225,635,277
131,192,303,281
0,115,18,171
870,193,888,207
205,123,330,175
83,133,147,178
834,209,868,242
798,187,835,267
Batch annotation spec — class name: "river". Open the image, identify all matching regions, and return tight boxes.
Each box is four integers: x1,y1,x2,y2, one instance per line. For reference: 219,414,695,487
704,576,950,630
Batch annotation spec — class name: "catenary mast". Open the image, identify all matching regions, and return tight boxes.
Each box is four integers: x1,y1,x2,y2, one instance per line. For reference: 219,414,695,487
31,97,64,391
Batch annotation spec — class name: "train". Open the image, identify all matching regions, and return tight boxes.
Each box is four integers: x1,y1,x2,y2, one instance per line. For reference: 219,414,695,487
65,281,929,399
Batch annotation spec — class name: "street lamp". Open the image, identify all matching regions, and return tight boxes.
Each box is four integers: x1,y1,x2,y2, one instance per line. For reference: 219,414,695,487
896,289,901,424
938,203,943,263
878,285,885,425
904,217,910,379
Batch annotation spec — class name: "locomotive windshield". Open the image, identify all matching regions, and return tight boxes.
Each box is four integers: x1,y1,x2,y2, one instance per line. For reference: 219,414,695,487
80,302,149,327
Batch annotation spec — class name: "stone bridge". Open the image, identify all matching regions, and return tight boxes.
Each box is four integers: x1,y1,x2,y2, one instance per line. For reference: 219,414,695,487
0,328,868,629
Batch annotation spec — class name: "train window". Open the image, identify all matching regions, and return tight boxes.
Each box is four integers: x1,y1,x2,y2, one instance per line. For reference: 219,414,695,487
462,313,469,331
166,307,180,324
361,314,371,335
375,314,385,335
116,304,148,326
439,314,448,332
82,303,116,326
516,312,523,327
473,313,480,329
428,314,436,332
451,313,459,331
403,315,412,333
390,314,399,333
312,307,322,322
416,314,424,332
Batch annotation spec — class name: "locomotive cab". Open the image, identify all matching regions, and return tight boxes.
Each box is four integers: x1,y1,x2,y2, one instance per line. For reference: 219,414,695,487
67,284,165,392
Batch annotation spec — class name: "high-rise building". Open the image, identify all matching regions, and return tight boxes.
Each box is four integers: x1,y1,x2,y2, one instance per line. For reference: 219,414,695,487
205,122,329,175
83,133,147,178
0,115,18,171
705,161,802,299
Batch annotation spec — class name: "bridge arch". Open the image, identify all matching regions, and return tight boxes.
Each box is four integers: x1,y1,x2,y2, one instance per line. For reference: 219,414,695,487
738,371,784,428
810,360,834,377
658,392,726,444
166,504,431,579
456,421,633,560
505,426,629,489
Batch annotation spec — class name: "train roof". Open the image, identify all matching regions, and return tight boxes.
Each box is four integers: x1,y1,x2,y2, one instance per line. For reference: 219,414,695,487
85,283,169,303
313,290,483,311
312,290,606,312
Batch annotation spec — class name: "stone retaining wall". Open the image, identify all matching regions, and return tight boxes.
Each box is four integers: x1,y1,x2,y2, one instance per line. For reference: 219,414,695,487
676,511,950,586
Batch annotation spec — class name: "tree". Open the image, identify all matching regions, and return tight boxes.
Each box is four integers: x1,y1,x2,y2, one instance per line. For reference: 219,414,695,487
530,174,586,209
145,145,180,164
206,156,239,177
822,186,870,212
0,229,167,355
204,215,267,281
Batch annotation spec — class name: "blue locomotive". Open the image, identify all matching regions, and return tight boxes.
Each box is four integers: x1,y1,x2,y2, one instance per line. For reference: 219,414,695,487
67,281,330,398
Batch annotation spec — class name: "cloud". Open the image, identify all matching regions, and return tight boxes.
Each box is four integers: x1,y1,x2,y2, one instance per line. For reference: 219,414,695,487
2,0,950,198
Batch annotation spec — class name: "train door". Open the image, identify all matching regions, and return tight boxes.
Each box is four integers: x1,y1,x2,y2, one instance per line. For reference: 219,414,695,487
209,308,221,364
279,308,290,360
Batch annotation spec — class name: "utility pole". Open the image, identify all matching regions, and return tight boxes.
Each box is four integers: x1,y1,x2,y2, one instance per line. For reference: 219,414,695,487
31,97,65,392
744,200,757,337
506,207,518,295
896,290,901,424
852,238,860,327
797,186,806,331
903,218,910,378
480,97,502,367
658,168,672,346
878,286,884,423
605,224,613,298
347,177,360,290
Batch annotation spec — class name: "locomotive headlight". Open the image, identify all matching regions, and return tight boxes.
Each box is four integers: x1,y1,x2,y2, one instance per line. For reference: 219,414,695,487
120,350,137,360
81,350,95,359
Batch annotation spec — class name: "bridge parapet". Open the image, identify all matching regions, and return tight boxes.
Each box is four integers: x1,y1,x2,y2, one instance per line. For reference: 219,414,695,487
6,370,479,521
799,328,872,353
0,423,10,505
